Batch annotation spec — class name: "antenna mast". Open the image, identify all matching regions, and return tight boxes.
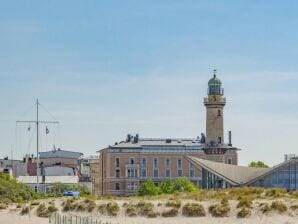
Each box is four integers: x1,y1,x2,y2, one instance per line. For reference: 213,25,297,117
16,99,59,191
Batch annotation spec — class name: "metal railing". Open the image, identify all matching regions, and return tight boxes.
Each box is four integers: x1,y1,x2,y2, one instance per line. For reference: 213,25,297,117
49,213,111,224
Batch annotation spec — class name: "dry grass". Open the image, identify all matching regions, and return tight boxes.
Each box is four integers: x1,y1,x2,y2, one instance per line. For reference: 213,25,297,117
208,199,230,217
161,208,179,217
20,206,29,215
237,207,251,218
271,201,287,213
237,197,253,209
182,203,206,217
165,200,181,209
260,202,272,214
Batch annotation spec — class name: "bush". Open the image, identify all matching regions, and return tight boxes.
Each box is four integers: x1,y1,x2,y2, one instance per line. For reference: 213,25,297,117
138,180,161,196
237,207,251,218
165,200,181,209
174,177,197,192
37,203,49,217
21,206,29,215
47,205,58,213
30,201,40,206
260,203,271,214
137,201,154,216
208,200,230,217
106,202,119,216
182,203,206,217
237,198,252,209
161,208,179,217
62,198,76,212
161,180,176,194
125,204,138,217
147,210,159,218
271,201,287,213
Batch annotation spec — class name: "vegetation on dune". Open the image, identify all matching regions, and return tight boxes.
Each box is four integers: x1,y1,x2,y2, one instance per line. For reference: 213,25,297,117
237,197,253,209
182,203,206,217
165,200,181,209
208,199,231,217
237,207,251,218
161,208,179,217
248,161,269,168
97,202,119,216
20,206,30,215
138,178,198,196
125,201,156,217
0,173,43,203
271,201,287,213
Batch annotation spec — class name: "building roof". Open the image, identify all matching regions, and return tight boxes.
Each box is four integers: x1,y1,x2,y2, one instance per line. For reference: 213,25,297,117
17,175,79,184
97,138,204,152
187,156,298,186
39,149,83,159
187,156,271,186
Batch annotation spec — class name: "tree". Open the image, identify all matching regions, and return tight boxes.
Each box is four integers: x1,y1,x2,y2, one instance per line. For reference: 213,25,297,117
248,161,269,168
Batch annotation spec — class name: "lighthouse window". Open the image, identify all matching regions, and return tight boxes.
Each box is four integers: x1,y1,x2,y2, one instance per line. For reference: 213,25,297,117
218,110,221,116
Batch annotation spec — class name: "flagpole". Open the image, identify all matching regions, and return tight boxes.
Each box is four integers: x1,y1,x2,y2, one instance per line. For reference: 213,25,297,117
36,99,39,189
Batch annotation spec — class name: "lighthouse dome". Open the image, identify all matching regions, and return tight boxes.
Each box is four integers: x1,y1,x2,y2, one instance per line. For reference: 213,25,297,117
208,74,221,85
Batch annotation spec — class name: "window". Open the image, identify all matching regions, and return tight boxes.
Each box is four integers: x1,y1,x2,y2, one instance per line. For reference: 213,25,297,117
190,169,194,177
154,158,158,169
218,109,221,116
116,169,120,178
166,158,170,168
154,169,158,178
142,157,147,167
218,137,222,144
166,169,171,177
115,182,120,191
177,158,182,169
227,158,232,164
142,169,147,177
129,157,135,164
127,182,138,191
178,170,182,177
115,157,120,168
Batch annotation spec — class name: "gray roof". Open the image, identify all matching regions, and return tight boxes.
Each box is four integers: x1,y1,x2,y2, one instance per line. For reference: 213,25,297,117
110,138,203,148
187,156,271,186
39,149,83,159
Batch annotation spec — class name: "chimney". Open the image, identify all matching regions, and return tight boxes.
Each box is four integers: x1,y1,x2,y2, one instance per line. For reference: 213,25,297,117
228,131,232,146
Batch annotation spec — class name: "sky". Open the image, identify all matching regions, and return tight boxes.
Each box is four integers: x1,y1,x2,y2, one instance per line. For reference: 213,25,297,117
0,1,298,166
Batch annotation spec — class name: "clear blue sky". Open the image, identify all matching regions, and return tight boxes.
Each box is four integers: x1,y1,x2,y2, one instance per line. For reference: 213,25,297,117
1,1,298,166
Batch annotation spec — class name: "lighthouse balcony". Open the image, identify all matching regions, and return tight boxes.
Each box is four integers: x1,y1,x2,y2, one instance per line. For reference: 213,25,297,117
204,97,226,105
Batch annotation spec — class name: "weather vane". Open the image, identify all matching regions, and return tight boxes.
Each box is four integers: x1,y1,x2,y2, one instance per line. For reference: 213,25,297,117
213,69,217,77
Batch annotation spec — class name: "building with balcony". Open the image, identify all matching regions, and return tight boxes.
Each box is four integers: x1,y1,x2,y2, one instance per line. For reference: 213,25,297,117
94,72,241,195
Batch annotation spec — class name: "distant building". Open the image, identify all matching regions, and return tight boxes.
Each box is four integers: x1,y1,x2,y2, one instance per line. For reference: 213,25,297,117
79,156,99,181
188,156,298,190
94,73,240,195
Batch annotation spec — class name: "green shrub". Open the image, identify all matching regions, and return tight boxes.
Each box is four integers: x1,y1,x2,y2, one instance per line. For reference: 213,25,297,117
138,180,161,196
161,208,179,217
237,207,251,218
161,180,176,194
260,203,271,214
182,203,206,217
21,206,29,215
271,201,287,213
165,200,181,209
174,177,197,192
106,202,119,216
